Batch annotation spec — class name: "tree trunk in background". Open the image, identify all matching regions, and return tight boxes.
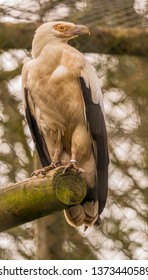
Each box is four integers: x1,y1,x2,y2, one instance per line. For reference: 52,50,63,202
35,213,97,260
35,214,65,260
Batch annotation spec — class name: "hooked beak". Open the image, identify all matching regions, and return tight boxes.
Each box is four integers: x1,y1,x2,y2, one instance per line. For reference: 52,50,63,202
73,24,90,36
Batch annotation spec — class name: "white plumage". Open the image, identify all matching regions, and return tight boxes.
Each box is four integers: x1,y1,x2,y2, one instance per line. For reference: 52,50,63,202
22,21,109,227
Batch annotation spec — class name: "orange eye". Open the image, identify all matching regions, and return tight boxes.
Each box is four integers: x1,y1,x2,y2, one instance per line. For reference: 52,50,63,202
54,25,66,32
58,26,65,31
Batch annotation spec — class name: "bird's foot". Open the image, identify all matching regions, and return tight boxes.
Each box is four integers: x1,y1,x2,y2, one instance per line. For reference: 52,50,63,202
62,160,85,174
32,160,67,177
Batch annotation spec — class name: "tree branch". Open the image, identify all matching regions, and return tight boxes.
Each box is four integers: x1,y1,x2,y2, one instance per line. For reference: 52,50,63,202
0,22,148,56
0,167,87,232
0,66,22,82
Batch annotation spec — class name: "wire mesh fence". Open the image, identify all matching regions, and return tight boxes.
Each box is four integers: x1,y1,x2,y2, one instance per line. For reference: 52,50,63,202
0,0,148,260
1,0,148,27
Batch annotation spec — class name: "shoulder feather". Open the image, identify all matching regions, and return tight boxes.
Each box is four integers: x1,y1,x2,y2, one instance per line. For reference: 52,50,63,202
81,60,104,114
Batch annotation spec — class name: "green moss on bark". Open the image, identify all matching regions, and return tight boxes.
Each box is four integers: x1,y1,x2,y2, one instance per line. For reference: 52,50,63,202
0,167,87,232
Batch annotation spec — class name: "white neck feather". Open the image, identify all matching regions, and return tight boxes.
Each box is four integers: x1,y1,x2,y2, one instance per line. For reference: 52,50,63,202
32,34,67,59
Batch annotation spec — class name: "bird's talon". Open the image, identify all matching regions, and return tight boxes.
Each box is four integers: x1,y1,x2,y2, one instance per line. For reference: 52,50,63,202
31,170,39,177
77,168,85,174
62,162,84,174
40,170,46,176
62,163,75,173
50,163,56,169
31,160,68,177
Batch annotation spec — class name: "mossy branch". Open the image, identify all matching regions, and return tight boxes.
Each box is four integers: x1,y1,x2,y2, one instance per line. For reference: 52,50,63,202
0,22,148,56
0,167,87,232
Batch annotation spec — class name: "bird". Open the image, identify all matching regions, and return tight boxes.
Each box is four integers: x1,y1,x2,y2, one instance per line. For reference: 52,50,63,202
22,21,109,228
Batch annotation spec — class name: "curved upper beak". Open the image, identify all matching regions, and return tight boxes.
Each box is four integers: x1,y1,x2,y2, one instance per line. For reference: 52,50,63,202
73,24,90,36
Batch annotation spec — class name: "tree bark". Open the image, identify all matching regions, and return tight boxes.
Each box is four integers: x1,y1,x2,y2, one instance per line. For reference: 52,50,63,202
0,22,148,56
0,167,87,232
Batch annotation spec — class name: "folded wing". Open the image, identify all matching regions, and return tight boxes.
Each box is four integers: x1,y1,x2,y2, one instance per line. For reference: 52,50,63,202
24,87,51,167
80,62,109,214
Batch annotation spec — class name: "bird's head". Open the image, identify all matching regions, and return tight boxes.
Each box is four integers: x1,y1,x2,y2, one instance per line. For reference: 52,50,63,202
32,21,90,58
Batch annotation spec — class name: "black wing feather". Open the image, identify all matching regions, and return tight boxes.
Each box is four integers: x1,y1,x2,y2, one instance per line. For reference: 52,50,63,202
80,77,109,214
24,87,51,167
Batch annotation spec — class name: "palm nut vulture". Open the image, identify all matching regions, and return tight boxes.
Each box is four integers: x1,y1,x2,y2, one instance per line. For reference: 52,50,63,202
22,21,109,228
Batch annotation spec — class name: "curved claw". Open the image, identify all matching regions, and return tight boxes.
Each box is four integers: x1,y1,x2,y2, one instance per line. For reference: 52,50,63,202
31,160,68,177
62,161,85,174
31,165,54,177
